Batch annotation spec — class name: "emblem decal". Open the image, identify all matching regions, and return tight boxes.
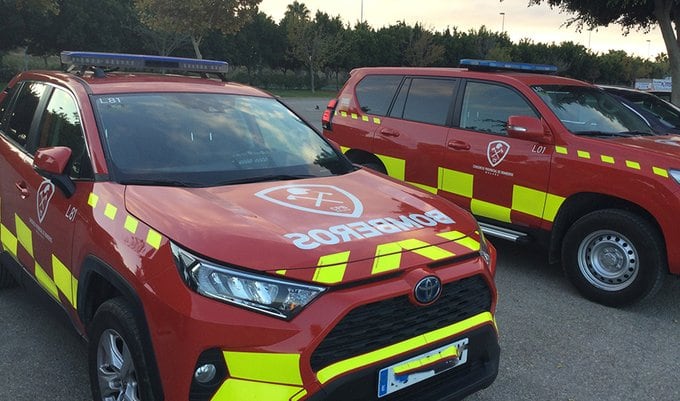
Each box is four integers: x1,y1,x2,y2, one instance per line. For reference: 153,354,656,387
37,179,55,223
487,140,511,167
413,276,442,305
255,184,363,218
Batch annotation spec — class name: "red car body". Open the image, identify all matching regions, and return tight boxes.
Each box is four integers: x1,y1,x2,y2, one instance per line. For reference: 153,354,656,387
0,59,498,401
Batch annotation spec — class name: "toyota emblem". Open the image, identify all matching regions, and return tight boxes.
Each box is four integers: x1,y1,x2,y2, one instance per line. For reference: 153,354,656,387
414,276,442,305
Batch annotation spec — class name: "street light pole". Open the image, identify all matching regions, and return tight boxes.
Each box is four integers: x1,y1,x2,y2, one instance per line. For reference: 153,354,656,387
647,40,651,59
361,0,364,23
500,12,505,33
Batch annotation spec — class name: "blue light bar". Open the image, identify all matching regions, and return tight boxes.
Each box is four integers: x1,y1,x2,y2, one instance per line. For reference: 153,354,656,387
60,51,229,74
460,59,558,74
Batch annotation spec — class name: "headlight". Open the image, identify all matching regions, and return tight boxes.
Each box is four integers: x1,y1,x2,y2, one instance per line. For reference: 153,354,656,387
670,169,680,184
172,243,326,319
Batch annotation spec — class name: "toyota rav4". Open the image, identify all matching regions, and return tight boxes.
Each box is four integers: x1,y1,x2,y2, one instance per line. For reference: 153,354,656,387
0,52,499,401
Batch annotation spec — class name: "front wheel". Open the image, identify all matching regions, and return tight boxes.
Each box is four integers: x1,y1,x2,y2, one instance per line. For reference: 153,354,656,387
562,209,666,306
88,298,158,401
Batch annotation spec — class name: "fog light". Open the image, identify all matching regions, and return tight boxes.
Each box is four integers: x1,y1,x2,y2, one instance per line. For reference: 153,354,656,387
194,364,217,384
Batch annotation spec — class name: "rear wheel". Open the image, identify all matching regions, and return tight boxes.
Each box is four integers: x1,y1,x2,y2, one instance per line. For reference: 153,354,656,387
0,262,17,288
88,298,158,401
562,209,666,306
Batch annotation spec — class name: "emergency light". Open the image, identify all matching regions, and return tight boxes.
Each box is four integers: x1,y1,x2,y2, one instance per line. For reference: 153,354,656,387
460,59,558,74
60,51,229,74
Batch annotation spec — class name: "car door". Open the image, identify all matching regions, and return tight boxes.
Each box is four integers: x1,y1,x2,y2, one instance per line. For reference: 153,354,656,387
0,82,88,312
440,79,553,230
373,77,458,191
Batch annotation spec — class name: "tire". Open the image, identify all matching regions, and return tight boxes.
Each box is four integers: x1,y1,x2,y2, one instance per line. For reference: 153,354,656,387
0,263,17,288
361,162,387,174
88,297,159,401
562,209,666,307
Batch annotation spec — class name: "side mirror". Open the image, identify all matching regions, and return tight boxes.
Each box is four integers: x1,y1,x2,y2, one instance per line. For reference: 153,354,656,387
34,146,76,198
507,115,553,144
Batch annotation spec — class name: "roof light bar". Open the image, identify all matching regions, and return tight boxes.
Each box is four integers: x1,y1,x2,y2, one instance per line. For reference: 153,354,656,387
460,59,558,74
60,51,229,74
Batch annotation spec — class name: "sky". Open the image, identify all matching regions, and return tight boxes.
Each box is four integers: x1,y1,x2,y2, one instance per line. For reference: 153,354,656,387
258,0,666,60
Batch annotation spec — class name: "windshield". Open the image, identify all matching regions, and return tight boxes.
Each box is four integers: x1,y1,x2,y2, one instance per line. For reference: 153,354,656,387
532,85,652,136
93,93,352,186
616,91,680,129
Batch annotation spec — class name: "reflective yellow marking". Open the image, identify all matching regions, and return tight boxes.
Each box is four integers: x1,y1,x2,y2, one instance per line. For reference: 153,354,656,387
15,214,33,257
211,379,302,401
35,261,59,300
653,167,669,178
1,224,18,256
275,269,287,276
436,231,464,241
124,215,139,234
223,352,303,385
351,113,358,120
393,345,458,375
52,255,75,307
362,115,369,122
577,150,591,159
439,167,473,198
340,146,349,154
317,312,493,384
372,239,454,275
555,146,568,155
544,194,566,222
438,231,480,251
471,199,511,223
341,111,347,117
626,160,641,170
146,229,162,249
407,181,438,194
601,155,615,164
88,192,99,208
373,117,381,125
512,185,546,218
313,251,350,284
376,154,406,180
104,203,117,220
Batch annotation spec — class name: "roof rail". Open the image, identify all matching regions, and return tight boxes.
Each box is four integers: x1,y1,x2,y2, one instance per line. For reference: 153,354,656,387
60,51,229,81
459,59,558,74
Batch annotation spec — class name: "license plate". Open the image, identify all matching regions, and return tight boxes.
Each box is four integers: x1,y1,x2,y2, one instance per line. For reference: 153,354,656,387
377,338,469,398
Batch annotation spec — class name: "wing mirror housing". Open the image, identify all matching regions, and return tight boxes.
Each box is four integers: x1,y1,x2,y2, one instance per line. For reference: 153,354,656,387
507,115,553,144
34,146,76,198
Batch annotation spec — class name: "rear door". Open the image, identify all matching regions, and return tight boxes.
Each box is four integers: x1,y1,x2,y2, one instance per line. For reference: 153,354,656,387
439,79,553,229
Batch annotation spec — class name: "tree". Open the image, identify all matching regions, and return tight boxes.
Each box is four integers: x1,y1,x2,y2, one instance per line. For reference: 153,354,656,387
529,0,680,104
135,0,260,58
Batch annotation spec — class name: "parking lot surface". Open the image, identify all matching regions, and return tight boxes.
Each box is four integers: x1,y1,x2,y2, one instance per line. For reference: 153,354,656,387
1,98,679,400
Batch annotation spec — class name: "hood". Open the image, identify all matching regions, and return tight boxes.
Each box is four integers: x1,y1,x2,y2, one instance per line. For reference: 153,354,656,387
610,135,680,158
124,170,480,282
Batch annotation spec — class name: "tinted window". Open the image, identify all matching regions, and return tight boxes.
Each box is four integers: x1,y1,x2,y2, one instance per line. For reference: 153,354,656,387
37,88,92,178
355,75,402,116
5,82,47,148
534,85,651,135
460,81,537,135
401,78,456,126
94,93,352,186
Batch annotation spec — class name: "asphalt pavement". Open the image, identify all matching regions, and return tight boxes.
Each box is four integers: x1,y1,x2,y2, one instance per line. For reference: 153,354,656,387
1,98,679,400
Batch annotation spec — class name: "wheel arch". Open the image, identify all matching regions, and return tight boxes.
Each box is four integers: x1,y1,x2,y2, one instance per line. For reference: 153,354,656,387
77,256,165,400
549,192,666,266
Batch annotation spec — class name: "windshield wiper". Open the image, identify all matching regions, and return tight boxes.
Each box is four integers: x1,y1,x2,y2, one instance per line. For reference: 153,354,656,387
576,131,649,138
218,174,316,185
122,178,204,187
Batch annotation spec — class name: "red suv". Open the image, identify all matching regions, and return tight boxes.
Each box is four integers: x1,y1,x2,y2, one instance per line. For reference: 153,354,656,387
0,52,498,401
324,59,680,306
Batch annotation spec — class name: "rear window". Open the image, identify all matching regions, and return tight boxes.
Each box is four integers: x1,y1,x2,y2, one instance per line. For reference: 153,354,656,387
355,75,402,116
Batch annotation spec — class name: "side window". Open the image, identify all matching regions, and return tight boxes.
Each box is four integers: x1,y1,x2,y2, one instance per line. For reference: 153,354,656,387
400,78,457,126
460,81,538,135
355,75,402,116
5,82,47,149
37,88,92,179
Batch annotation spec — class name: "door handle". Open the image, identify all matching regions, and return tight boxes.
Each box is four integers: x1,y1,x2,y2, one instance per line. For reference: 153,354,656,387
447,140,470,150
379,128,400,137
15,181,29,199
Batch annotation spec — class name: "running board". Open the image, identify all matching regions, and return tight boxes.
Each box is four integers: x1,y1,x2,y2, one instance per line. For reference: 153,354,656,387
479,223,530,243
